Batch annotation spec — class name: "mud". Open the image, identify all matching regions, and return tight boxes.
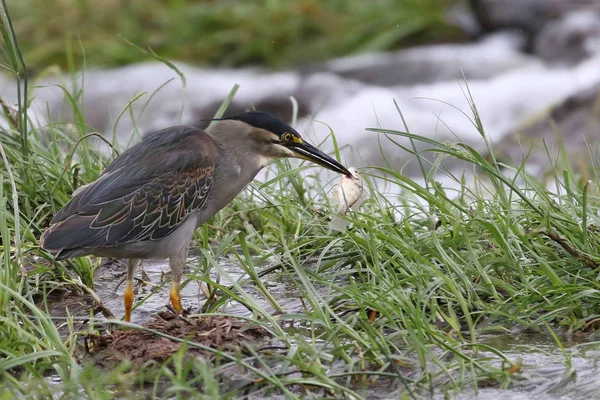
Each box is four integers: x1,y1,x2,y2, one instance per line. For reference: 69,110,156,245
86,311,271,369
34,255,292,373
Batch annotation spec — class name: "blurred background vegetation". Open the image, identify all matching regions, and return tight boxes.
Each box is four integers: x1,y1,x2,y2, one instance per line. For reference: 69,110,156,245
11,0,465,72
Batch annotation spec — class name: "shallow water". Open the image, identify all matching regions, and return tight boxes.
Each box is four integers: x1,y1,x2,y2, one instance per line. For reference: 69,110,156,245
450,333,600,400
93,256,305,324
86,257,600,400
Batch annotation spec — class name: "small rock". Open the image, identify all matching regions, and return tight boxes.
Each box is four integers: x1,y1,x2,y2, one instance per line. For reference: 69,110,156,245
470,0,599,34
495,83,600,173
534,11,600,65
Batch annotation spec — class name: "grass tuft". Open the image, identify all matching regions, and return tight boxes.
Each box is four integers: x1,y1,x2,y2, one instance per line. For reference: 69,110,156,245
1,2,600,398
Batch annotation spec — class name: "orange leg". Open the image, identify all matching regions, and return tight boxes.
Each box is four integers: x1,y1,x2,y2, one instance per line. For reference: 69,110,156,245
169,279,182,314
169,251,186,314
124,280,134,322
123,259,140,322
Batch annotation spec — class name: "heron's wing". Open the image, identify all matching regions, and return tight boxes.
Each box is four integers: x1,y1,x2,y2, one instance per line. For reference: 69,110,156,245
42,126,219,256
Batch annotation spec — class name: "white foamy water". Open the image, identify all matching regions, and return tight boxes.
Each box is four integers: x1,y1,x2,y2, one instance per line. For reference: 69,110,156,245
301,52,600,172
0,32,597,184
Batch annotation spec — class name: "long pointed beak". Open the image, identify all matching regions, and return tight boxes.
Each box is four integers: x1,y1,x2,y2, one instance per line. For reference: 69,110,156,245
291,141,352,176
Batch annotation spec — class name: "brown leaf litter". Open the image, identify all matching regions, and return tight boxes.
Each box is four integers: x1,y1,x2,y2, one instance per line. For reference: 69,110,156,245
86,312,271,368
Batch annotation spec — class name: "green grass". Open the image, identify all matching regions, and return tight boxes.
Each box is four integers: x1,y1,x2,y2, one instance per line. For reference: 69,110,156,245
2,2,600,399
9,0,465,72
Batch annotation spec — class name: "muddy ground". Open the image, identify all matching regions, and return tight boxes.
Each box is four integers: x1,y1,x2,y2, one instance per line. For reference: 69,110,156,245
86,312,271,369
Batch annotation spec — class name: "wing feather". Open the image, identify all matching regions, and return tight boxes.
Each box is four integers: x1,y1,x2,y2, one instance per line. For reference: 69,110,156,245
42,126,220,259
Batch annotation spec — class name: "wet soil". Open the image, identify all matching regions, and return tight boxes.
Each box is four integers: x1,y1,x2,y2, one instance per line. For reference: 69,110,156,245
35,255,296,378
36,289,108,338
86,311,270,369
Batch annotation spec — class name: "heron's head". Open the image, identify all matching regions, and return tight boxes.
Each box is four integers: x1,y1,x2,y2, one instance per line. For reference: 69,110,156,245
210,111,351,176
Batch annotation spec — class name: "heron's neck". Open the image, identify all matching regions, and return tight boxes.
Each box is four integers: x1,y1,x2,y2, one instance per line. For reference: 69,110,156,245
206,121,271,179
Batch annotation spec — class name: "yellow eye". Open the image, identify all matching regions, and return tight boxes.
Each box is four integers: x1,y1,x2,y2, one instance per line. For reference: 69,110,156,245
282,133,292,143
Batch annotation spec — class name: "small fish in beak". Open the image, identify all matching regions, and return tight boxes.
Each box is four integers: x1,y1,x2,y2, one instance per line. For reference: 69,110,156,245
330,167,368,231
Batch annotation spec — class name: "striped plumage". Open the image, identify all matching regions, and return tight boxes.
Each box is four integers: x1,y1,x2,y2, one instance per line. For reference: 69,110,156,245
43,126,217,260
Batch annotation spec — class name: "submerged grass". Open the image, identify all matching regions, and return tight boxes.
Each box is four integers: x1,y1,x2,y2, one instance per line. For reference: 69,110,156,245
2,3,600,400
